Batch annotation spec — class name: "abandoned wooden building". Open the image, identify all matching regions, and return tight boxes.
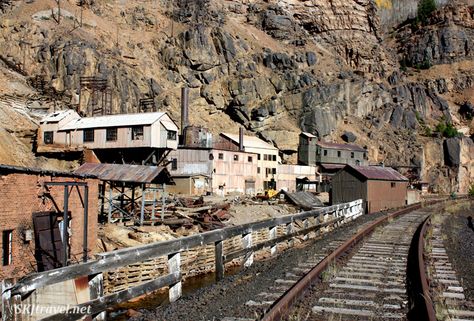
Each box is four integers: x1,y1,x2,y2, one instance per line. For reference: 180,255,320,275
37,110,179,164
331,165,408,213
0,165,98,280
298,133,368,167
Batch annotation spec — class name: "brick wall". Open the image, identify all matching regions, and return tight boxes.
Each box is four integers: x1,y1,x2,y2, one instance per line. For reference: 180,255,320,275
0,172,98,280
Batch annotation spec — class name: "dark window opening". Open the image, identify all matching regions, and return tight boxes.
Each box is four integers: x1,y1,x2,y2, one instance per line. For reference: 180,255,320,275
264,154,268,161
258,154,261,160
272,168,277,174
248,156,253,162
218,153,224,160
167,131,177,140
233,155,239,161
272,155,277,161
2,230,13,266
106,128,117,142
337,151,341,157
351,152,354,158
83,129,94,143
43,131,53,144
171,158,178,170
323,149,327,156
209,153,214,160
131,126,144,140
391,182,396,188
257,167,260,174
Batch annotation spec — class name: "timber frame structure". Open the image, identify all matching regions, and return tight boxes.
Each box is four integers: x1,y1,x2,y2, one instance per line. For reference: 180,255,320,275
1,200,363,321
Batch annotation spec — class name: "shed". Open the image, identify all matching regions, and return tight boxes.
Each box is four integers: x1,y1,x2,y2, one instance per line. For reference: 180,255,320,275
331,165,408,213
74,163,174,225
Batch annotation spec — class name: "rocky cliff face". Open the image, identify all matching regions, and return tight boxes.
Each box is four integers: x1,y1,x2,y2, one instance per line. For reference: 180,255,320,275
0,0,472,193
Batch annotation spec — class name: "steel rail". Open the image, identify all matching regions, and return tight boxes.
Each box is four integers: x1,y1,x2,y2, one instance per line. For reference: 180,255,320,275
260,202,428,321
417,215,437,321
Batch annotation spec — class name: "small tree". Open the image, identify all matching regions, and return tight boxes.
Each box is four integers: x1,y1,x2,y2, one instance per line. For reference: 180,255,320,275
418,0,437,25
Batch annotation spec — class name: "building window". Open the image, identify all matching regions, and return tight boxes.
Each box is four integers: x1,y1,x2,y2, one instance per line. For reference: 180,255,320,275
391,182,396,188
83,129,94,142
218,153,224,160
233,155,239,161
264,154,268,161
106,128,117,142
272,168,277,174
2,230,13,266
257,167,260,174
272,155,277,161
167,131,177,140
337,151,341,157
43,131,53,144
209,153,214,160
258,154,261,160
351,152,354,158
171,158,178,170
248,156,253,162
131,126,144,140
323,149,327,156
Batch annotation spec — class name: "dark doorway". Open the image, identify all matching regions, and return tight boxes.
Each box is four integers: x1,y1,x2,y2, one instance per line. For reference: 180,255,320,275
33,212,69,271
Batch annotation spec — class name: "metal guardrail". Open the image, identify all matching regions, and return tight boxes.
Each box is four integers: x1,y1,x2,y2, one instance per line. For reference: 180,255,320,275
2,200,363,321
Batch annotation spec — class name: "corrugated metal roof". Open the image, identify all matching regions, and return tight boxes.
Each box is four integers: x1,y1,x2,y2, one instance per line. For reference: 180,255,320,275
74,163,174,184
40,110,79,124
348,165,408,181
317,141,366,152
320,163,346,170
280,190,324,210
220,133,277,151
300,132,317,138
59,112,167,131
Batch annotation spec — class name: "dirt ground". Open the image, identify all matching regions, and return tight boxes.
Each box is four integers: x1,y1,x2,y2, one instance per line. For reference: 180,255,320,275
442,200,474,300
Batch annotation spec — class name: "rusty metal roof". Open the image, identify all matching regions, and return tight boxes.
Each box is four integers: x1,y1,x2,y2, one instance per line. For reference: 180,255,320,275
347,165,408,181
0,164,96,179
74,163,174,184
317,141,366,152
280,190,324,210
320,163,346,170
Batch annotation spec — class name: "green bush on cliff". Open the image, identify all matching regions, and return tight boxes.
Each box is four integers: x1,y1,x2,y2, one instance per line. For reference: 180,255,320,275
435,120,459,138
417,0,437,24
469,184,474,197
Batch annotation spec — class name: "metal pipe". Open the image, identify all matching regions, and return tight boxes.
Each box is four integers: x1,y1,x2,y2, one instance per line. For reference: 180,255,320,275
83,185,89,263
180,87,189,137
239,127,244,151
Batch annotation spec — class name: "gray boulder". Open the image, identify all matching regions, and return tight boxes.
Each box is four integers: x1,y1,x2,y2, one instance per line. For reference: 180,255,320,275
341,131,357,143
443,138,461,167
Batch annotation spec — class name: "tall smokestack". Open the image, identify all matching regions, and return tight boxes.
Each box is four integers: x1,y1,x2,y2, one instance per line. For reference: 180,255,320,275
239,127,244,151
181,87,189,136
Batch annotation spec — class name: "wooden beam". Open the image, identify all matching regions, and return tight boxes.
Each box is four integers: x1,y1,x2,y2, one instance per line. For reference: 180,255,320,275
38,272,180,321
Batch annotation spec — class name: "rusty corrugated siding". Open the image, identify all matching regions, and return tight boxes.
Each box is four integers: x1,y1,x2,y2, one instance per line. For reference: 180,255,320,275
74,163,173,184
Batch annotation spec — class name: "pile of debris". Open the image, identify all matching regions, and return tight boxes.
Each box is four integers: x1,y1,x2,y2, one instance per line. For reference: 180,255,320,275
141,196,231,231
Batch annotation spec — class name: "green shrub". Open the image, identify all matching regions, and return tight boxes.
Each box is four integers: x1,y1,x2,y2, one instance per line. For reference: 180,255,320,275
469,185,474,197
418,0,437,25
435,119,459,138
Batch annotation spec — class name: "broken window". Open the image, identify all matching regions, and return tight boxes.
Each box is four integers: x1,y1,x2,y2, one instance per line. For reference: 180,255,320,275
131,126,144,140
106,128,117,142
272,168,277,174
351,152,355,158
272,155,277,161
258,154,261,160
83,129,94,142
337,151,341,157
248,156,253,162
43,131,53,144
391,182,396,188
233,155,239,161
323,149,327,156
218,153,224,160
2,230,13,266
257,167,261,174
167,131,177,140
171,158,178,170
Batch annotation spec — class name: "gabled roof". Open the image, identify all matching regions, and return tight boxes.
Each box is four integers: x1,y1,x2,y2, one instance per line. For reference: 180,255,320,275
220,132,277,151
74,163,175,184
40,110,80,124
344,165,408,182
59,112,170,131
317,141,366,152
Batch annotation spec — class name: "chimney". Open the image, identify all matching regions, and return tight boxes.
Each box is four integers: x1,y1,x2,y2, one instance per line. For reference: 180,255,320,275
239,127,244,151
180,87,189,136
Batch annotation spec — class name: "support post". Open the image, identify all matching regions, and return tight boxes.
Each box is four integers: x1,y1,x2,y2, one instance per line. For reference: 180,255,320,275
167,253,182,302
140,184,146,226
63,186,69,267
215,241,224,281
83,185,89,263
161,184,166,222
242,233,253,267
89,273,105,321
286,222,294,247
302,219,309,241
2,279,18,321
269,226,277,256
108,183,113,223
151,188,156,221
